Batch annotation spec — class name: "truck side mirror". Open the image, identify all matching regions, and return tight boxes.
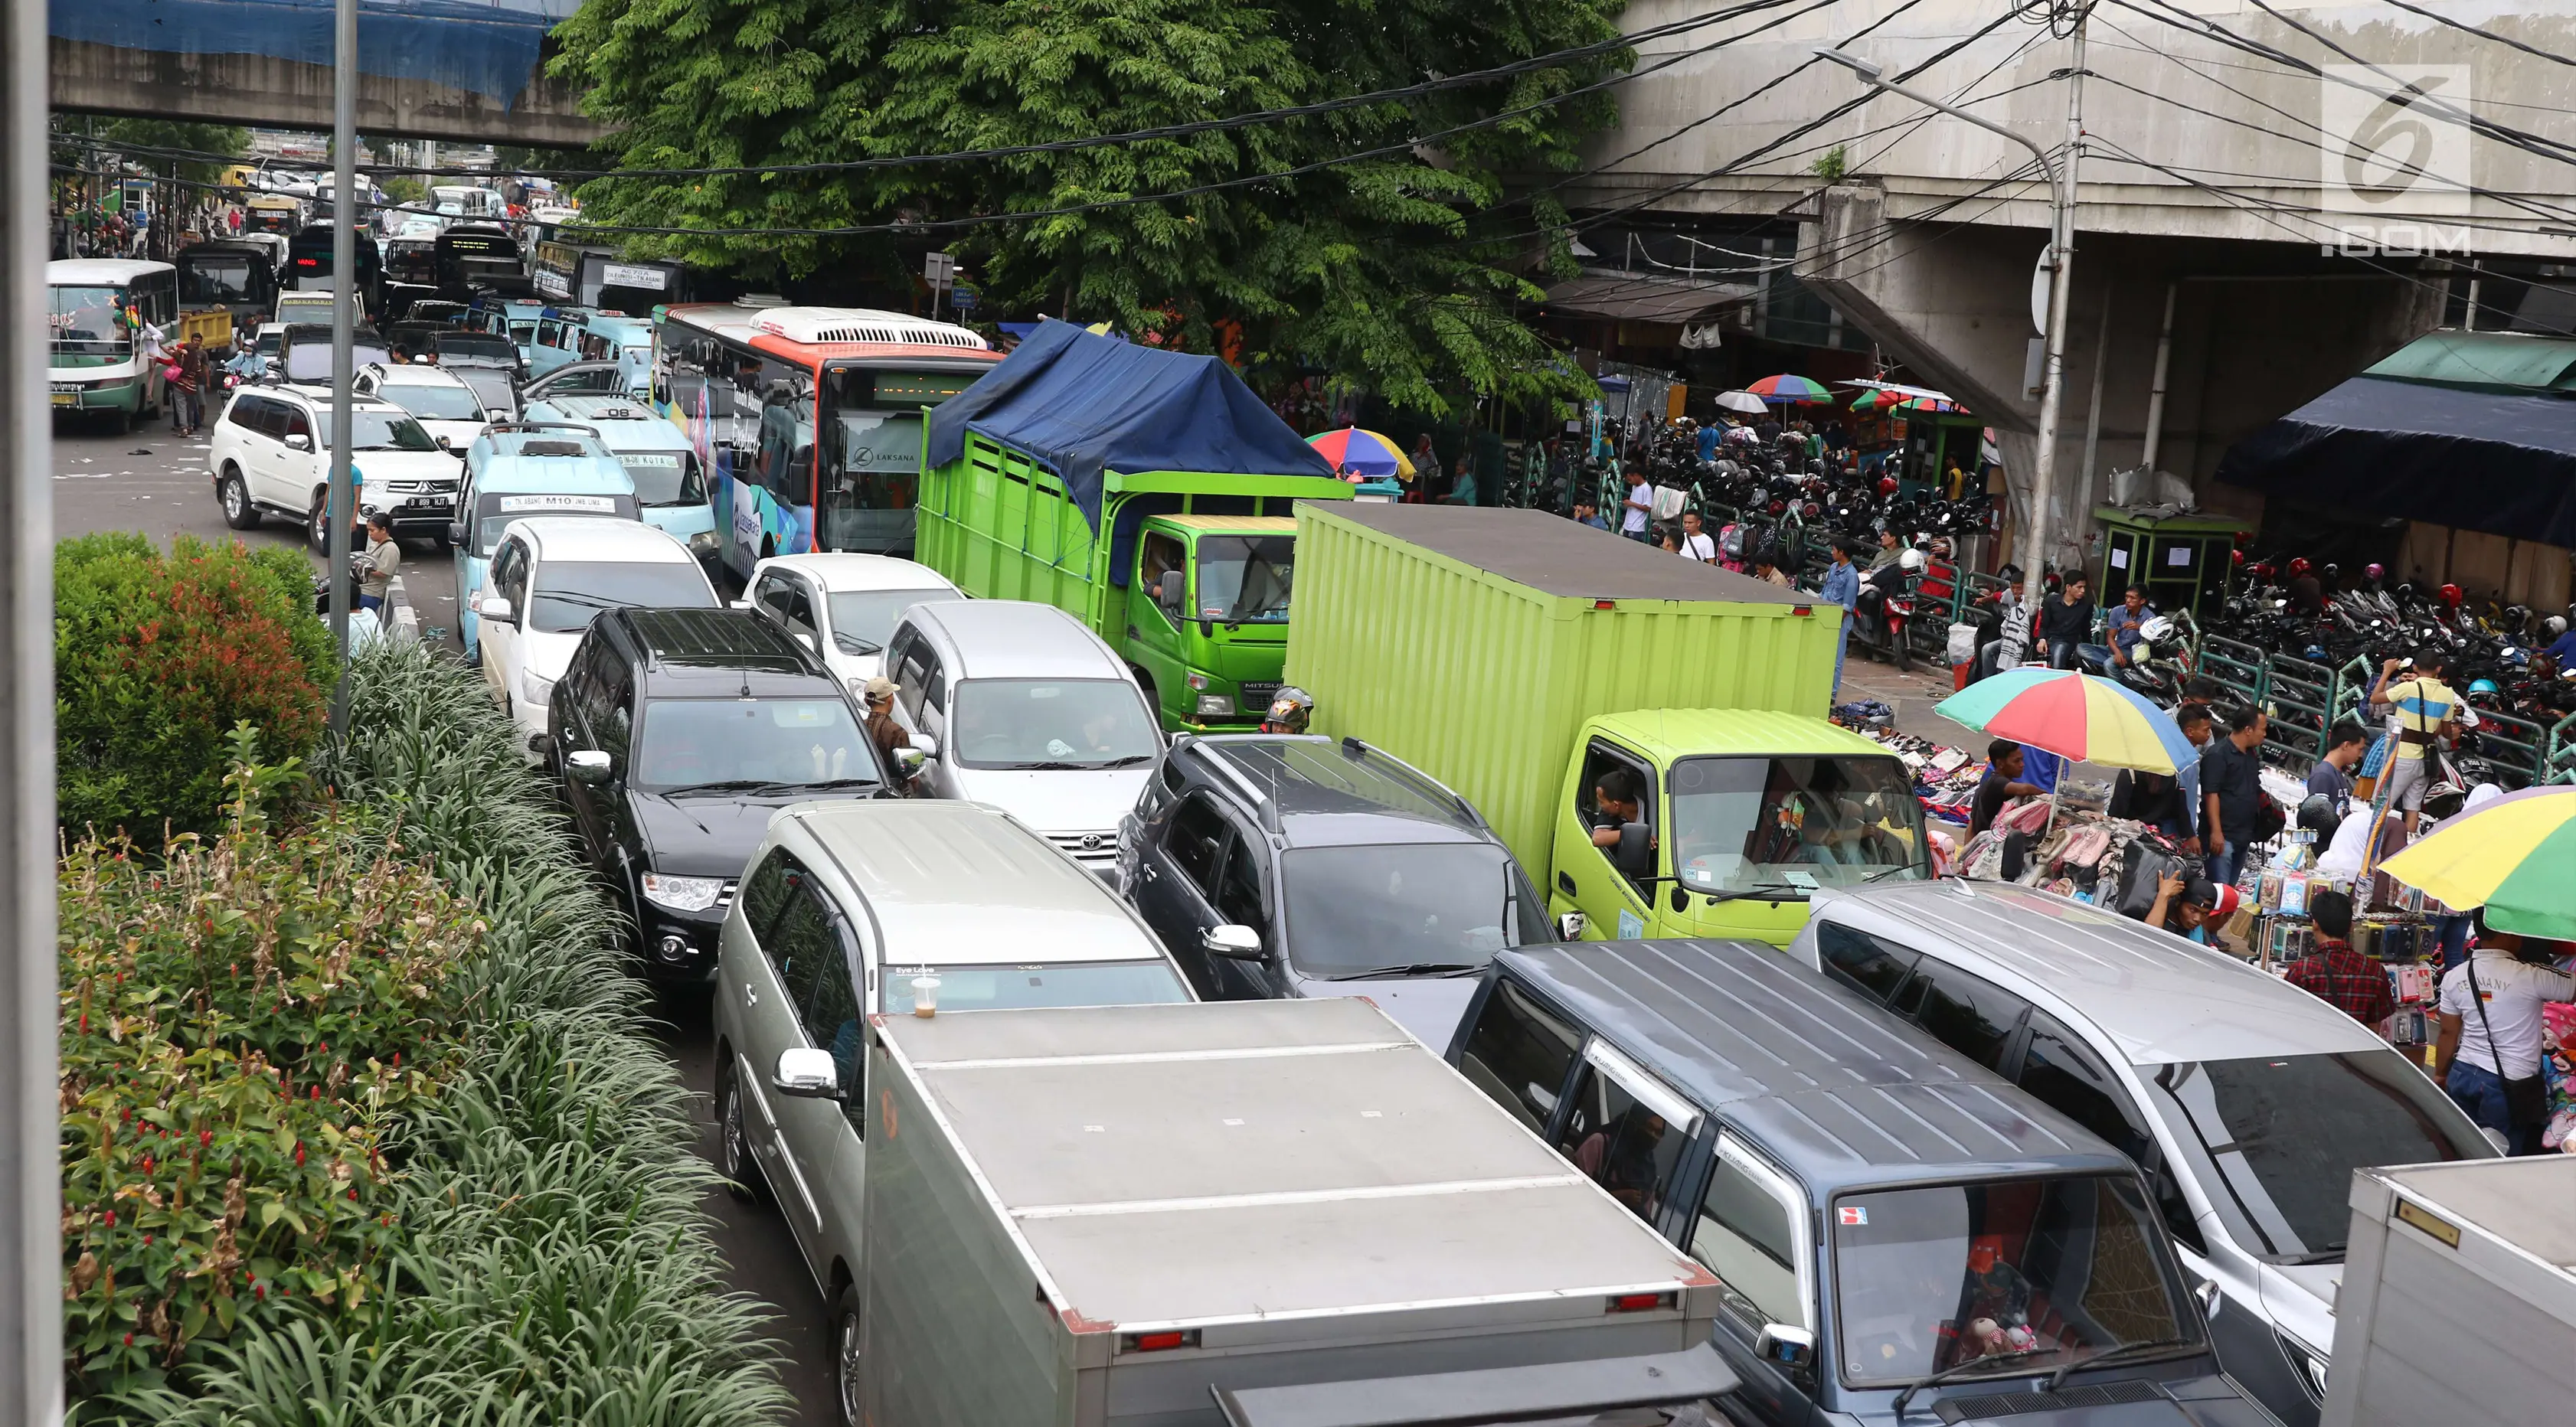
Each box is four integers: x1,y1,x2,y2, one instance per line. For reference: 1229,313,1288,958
1615,822,1653,878
1754,1324,1814,1372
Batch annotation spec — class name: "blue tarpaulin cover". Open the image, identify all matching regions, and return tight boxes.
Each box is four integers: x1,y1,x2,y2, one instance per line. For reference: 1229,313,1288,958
926,319,1335,531
2217,375,2576,547
52,0,572,106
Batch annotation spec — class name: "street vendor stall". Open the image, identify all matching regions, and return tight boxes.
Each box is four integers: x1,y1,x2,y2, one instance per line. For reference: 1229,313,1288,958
2092,505,2247,616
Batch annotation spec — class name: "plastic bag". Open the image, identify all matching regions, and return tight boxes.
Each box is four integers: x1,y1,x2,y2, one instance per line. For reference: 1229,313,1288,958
1947,622,1980,666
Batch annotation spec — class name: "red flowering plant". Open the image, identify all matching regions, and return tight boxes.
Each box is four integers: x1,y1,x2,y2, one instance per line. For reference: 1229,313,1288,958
58,736,482,1393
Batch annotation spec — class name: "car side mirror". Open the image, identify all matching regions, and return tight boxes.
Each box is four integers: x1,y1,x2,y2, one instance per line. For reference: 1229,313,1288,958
730,597,754,612
447,521,467,546
1202,924,1264,960
284,433,312,452
528,732,554,759
1615,821,1654,877
2194,1277,2222,1321
1557,911,1587,941
479,595,515,626
893,746,926,778
909,732,939,760
1754,1324,1815,1373
773,1047,842,1100
435,435,453,449
566,749,612,785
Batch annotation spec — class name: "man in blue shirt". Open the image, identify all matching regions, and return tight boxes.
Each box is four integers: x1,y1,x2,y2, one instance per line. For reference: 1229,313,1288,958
2547,620,2576,671
1695,423,1719,464
1819,540,1862,696
2099,584,2150,668
2019,744,2062,795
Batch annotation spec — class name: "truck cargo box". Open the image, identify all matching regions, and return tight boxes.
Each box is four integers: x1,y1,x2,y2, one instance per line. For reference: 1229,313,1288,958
861,998,1732,1427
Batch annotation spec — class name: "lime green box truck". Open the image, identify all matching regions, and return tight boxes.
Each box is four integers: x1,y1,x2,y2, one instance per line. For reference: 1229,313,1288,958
920,320,1353,732
1286,502,1934,946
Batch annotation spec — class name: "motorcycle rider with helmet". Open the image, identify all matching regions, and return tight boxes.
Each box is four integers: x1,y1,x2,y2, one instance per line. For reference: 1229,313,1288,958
1260,687,1314,735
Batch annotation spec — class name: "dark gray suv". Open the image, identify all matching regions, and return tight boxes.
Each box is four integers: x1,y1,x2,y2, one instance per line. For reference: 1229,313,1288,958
1116,733,1551,1045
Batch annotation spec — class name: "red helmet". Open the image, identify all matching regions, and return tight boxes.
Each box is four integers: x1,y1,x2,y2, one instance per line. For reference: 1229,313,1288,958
1877,476,1898,496
2231,549,2246,567
2440,583,2463,608
2232,530,2252,547
1767,499,1787,515
2365,562,2385,580
1802,501,1822,520
2287,557,2312,580
2251,561,2274,580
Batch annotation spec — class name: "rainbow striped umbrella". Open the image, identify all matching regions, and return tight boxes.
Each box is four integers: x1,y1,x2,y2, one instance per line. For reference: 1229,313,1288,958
1935,668,2196,774
2380,787,2576,940
1306,427,1413,479
1747,374,1832,404
1893,395,1963,415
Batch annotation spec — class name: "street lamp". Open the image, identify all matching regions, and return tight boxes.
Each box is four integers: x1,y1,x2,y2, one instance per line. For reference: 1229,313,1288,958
1816,37,2087,661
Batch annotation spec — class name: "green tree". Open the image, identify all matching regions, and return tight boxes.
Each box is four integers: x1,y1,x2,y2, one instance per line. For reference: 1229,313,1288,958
549,0,1627,413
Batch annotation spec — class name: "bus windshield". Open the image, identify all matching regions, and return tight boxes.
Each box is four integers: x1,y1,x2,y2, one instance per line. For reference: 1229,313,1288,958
179,254,263,305
48,286,132,358
820,364,982,553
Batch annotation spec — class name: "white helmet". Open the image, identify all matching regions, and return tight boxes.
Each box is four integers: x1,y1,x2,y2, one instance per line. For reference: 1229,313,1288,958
2139,613,2177,643
1898,547,1927,573
2549,615,2569,638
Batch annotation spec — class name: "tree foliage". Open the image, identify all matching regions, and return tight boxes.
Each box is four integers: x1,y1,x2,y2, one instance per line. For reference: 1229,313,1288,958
549,0,1630,412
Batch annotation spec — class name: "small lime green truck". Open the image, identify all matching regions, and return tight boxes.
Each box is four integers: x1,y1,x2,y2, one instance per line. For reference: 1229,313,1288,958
919,321,1352,732
1286,501,1935,945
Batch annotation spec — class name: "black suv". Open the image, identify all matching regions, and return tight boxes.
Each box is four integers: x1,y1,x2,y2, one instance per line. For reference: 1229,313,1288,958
1117,733,1551,1046
544,608,889,981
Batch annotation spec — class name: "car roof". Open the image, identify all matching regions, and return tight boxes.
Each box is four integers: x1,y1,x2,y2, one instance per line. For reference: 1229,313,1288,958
524,394,672,436
367,362,471,388
754,553,957,593
1495,939,2130,1193
1807,880,2391,1066
905,600,1124,680
1591,708,1898,762
469,429,629,488
1179,735,1494,847
784,801,1165,965
615,609,835,693
260,387,406,415
513,518,695,564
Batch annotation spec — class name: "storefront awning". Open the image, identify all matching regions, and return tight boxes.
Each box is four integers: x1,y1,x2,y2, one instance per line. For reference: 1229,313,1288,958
2215,375,2576,547
1538,273,1757,324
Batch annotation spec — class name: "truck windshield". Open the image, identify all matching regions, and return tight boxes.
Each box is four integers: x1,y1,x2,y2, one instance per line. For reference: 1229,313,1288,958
948,678,1160,770
2143,1053,2489,1262
1833,1174,2197,1386
1280,844,1548,977
635,697,877,792
1667,755,1927,897
1195,534,1294,623
878,960,1192,1014
48,286,131,358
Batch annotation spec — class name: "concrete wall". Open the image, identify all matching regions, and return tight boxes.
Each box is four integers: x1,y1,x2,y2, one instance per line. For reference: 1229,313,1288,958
1800,181,2447,571
50,37,606,147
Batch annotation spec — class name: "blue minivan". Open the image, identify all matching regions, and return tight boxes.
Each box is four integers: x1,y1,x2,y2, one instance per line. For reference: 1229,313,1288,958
518,391,716,560
450,423,639,659
1446,939,2271,1427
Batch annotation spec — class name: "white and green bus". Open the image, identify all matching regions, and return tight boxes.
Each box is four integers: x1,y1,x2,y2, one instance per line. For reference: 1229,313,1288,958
47,258,176,431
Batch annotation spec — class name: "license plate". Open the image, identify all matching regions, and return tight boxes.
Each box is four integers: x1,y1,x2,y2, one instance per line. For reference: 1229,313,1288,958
49,384,77,394
407,496,443,508
50,393,74,407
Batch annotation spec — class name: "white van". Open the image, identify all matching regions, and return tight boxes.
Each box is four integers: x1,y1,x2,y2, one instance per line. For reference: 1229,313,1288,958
1793,879,2494,1427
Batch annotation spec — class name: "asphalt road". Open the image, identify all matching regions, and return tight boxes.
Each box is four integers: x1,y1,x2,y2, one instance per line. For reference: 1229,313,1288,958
51,410,841,1424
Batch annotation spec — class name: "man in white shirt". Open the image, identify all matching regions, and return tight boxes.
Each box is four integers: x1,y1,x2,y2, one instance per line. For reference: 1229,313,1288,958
1675,510,1718,563
2434,916,2575,1155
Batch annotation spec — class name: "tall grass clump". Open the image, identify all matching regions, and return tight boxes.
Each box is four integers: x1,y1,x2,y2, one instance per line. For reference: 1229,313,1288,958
95,642,791,1425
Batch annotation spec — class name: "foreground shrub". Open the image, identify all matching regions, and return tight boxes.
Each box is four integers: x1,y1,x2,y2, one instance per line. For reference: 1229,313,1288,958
60,740,482,1392
56,534,332,846
96,643,791,1425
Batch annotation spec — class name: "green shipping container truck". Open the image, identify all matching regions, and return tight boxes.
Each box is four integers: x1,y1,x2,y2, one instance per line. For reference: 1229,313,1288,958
1286,503,1936,945
919,320,1354,731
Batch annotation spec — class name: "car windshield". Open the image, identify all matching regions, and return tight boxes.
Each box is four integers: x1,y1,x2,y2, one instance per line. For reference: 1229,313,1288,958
2144,1053,2490,1261
633,697,878,792
319,410,439,452
470,493,636,557
1195,534,1295,624
436,333,516,365
285,340,392,383
180,256,260,304
615,449,706,508
452,368,515,414
254,329,283,356
1280,844,1549,976
1833,1175,2197,1386
947,678,1159,770
383,384,484,423
48,285,131,357
526,559,714,634
878,961,1192,1015
1668,755,1929,898
824,587,950,656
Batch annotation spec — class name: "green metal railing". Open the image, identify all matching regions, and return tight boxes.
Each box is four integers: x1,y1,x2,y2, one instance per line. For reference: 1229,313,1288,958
2264,652,2332,772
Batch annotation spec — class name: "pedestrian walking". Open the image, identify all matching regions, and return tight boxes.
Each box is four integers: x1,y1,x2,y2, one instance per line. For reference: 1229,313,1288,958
1676,510,1718,563
2369,651,2462,841
1617,469,1652,543
2434,913,2575,1155
173,335,209,436
2198,704,2267,890
1820,540,1862,695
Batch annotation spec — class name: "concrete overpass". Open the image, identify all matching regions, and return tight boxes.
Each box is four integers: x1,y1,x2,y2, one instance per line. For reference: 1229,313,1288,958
48,0,606,146
1562,0,2576,568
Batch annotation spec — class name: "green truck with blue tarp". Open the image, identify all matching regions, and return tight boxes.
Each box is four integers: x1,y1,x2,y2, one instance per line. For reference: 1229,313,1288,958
918,320,1353,731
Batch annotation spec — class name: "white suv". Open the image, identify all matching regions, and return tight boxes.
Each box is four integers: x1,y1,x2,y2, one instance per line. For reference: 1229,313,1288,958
475,518,720,749
353,361,492,450
208,384,464,552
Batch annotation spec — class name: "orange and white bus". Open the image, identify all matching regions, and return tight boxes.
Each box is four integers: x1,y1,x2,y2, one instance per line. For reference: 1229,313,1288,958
653,302,999,580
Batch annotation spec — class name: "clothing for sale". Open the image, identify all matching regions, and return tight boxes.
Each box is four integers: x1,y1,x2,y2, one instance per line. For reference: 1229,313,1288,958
2437,952,2576,1079
2282,939,2397,1027
2107,769,2191,841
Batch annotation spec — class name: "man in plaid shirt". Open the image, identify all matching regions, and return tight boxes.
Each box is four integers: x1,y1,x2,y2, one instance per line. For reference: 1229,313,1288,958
2282,890,2394,1032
